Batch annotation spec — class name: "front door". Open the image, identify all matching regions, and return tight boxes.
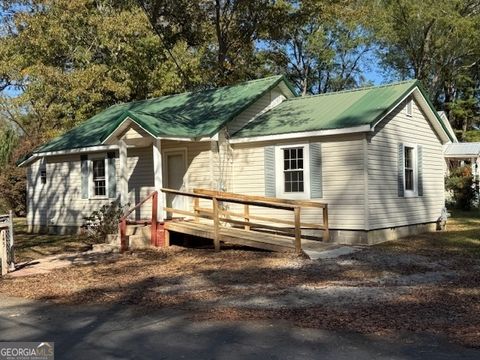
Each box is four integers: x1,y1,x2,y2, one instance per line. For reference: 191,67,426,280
164,150,187,218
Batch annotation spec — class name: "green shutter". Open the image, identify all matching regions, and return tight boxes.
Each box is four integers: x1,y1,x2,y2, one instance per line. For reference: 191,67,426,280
309,143,322,198
417,145,423,196
80,155,89,199
107,152,117,199
398,143,404,197
264,146,276,197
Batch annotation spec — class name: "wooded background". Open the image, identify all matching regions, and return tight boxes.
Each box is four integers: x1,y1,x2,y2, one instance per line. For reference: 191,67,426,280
0,0,479,214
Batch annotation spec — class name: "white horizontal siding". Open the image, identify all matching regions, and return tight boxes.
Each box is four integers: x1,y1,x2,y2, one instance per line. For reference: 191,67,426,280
226,87,286,135
231,134,366,230
126,147,155,220
368,98,445,229
27,153,119,227
161,140,213,210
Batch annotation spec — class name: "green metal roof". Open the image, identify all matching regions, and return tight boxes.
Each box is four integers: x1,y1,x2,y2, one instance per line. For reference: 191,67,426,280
35,75,290,153
31,76,453,158
233,80,420,138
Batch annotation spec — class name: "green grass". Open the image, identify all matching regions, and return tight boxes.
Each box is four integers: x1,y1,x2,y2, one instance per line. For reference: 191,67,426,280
12,218,93,263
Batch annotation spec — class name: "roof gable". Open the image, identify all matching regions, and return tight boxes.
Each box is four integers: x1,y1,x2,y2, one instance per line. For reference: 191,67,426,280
232,80,454,143
233,80,417,138
34,75,293,153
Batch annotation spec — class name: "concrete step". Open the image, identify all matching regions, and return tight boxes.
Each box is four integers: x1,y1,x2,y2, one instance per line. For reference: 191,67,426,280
125,223,152,236
127,225,152,249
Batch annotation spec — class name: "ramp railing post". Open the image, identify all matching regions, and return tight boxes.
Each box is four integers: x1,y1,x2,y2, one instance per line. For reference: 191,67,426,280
294,207,302,254
120,218,127,252
213,197,220,251
194,197,200,223
244,204,250,231
151,191,158,246
323,204,329,242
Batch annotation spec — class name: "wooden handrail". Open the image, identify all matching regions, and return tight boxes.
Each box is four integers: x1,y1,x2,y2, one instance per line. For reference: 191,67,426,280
194,206,327,230
160,187,330,253
120,191,158,222
160,186,331,252
161,188,300,211
119,191,159,252
193,188,328,209
193,188,329,242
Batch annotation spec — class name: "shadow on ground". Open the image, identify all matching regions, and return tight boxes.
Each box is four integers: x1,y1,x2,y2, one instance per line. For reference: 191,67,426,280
0,295,479,360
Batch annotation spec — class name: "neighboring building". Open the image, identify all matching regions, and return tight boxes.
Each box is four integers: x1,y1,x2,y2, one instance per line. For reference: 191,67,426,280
444,142,480,201
20,75,456,244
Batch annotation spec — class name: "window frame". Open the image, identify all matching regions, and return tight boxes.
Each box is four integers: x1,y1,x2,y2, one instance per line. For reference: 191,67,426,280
402,143,418,197
89,155,109,199
405,98,413,117
275,143,310,200
39,159,47,185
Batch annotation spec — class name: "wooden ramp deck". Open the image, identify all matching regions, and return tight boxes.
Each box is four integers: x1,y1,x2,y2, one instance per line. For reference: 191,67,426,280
164,221,336,258
160,188,330,258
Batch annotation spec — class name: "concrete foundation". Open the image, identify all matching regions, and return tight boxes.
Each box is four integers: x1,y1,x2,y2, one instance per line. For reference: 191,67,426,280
28,221,440,246
326,222,438,245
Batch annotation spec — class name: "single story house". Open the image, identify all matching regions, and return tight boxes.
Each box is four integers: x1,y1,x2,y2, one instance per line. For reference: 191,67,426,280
20,75,457,244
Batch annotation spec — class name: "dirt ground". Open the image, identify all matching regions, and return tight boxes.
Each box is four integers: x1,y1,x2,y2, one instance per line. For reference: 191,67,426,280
1,211,479,348
12,218,93,262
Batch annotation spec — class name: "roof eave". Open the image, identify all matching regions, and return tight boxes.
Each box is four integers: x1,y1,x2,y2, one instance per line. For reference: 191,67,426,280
229,124,371,144
371,81,453,144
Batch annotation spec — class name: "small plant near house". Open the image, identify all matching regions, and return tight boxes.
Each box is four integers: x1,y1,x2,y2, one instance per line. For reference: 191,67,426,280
446,166,477,210
83,200,130,243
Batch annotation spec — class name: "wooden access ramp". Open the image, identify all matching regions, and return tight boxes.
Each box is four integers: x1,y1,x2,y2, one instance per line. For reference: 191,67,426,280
161,188,330,257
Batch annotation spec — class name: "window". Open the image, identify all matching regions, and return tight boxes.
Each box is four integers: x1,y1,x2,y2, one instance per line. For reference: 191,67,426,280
402,144,418,196
275,144,310,199
406,99,413,117
404,146,414,191
92,159,106,197
40,163,46,184
283,147,304,192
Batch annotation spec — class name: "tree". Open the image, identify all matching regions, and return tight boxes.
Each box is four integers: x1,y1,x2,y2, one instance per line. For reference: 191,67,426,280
0,122,29,215
0,124,18,167
137,0,277,86
0,0,202,142
370,0,480,135
259,0,374,95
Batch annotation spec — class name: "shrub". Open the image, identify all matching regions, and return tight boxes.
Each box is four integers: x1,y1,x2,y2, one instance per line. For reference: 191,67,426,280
83,199,130,242
445,166,477,210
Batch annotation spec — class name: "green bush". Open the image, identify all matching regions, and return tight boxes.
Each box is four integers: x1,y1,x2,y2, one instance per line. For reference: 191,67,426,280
446,166,477,210
83,199,130,242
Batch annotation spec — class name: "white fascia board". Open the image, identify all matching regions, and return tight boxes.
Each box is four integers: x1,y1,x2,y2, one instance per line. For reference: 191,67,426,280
413,91,451,144
371,87,451,144
444,153,480,158
102,116,199,143
19,144,119,167
102,116,157,144
229,125,371,144
157,136,196,142
371,87,416,131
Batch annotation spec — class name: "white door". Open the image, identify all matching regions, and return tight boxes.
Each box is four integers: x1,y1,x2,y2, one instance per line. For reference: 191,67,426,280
164,150,187,217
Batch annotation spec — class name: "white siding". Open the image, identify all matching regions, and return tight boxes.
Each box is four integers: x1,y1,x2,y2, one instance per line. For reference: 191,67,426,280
161,140,213,210
126,147,155,219
368,98,445,229
27,153,118,228
231,134,366,230
226,87,286,135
